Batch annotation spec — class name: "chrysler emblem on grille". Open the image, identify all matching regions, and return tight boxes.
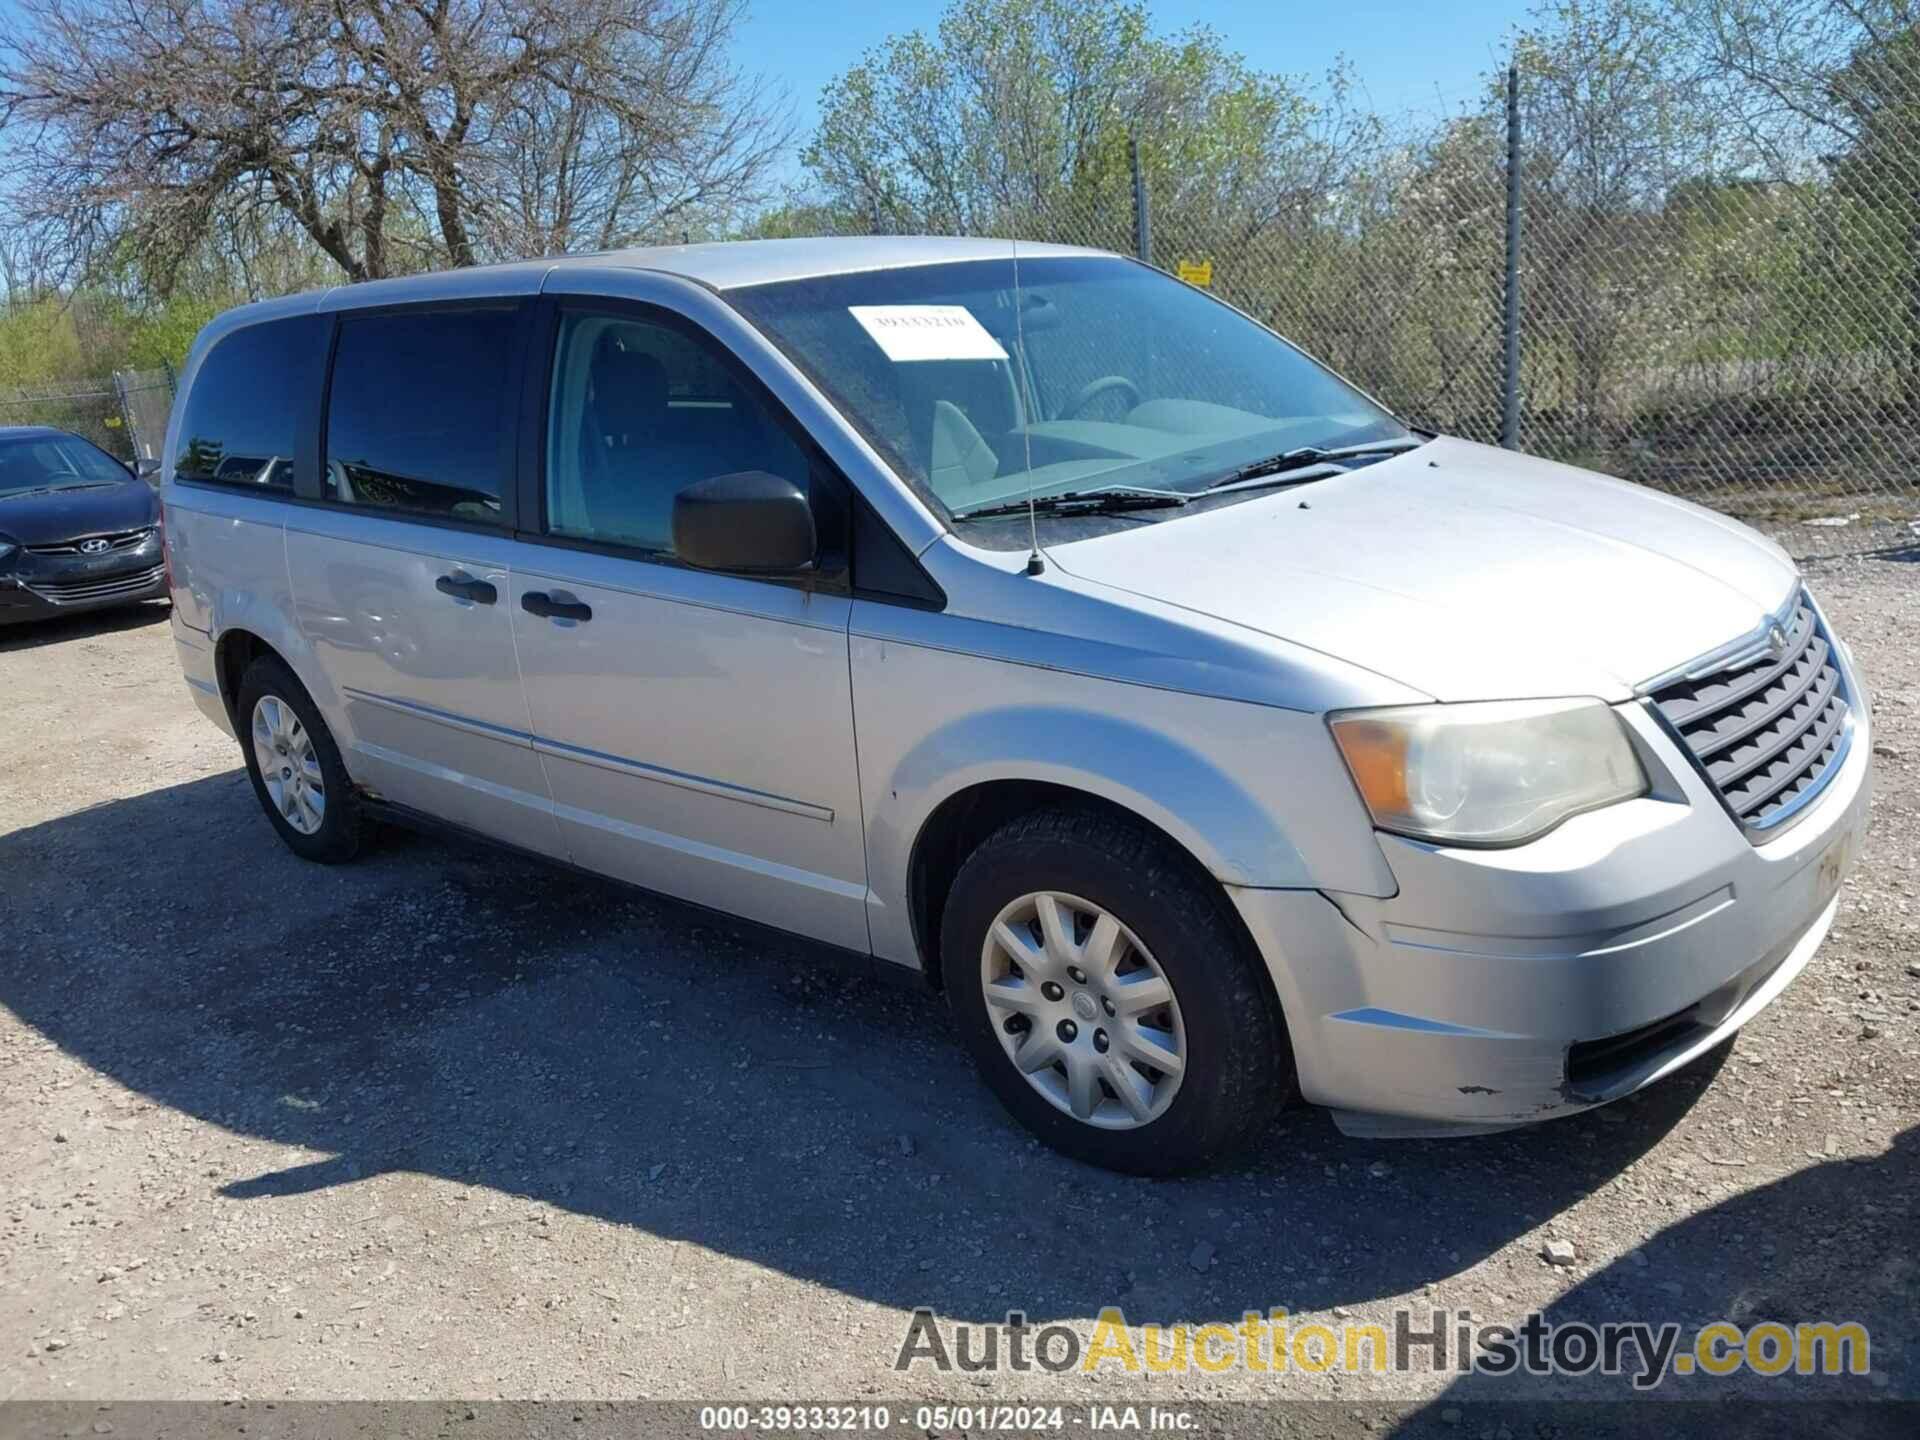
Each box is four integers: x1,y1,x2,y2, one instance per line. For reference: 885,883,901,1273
1766,622,1790,658
78,537,112,555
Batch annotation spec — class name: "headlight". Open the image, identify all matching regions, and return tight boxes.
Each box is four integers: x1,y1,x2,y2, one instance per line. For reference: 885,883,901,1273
1330,698,1648,846
0,539,15,563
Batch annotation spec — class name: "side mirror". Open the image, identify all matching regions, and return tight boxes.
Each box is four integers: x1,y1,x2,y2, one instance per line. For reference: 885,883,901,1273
134,456,162,483
673,471,816,574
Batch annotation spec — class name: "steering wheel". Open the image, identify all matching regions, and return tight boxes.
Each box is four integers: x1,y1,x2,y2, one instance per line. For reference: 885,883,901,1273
1059,374,1142,420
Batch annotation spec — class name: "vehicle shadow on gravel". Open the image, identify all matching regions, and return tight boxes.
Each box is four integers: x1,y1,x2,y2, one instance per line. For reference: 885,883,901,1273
0,600,169,652
0,770,1731,1328
1390,1126,1916,1430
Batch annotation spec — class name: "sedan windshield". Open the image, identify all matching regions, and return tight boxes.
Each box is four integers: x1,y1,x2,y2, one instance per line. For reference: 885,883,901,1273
0,433,131,498
726,255,1412,525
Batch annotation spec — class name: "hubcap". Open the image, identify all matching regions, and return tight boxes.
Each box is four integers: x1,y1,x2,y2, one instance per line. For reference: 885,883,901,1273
251,695,325,836
980,891,1186,1130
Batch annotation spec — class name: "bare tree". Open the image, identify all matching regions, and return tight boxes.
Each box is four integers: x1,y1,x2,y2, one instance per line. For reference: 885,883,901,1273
0,0,789,288
482,7,788,259
1667,0,1916,160
0,215,61,298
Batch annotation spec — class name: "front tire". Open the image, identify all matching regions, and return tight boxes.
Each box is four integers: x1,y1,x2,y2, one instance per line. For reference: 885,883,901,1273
941,807,1293,1174
236,655,363,863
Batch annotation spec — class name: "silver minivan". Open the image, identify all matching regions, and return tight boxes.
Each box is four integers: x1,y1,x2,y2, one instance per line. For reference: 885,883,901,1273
164,238,1872,1173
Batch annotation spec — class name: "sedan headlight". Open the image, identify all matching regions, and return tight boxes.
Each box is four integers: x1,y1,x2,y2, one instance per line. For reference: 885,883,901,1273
1330,698,1648,847
0,539,15,564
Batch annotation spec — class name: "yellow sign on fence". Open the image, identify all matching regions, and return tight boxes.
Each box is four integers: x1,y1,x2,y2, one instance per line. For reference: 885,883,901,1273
1176,259,1213,287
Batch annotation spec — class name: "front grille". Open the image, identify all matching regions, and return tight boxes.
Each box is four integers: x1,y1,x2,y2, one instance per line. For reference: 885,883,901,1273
22,563,165,604
1648,592,1851,836
24,527,154,556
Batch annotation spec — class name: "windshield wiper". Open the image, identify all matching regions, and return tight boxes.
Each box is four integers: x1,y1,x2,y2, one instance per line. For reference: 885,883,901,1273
0,481,118,500
955,488,1189,521
1202,438,1425,495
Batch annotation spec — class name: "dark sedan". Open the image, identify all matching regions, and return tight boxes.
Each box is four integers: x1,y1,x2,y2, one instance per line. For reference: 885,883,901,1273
0,427,167,625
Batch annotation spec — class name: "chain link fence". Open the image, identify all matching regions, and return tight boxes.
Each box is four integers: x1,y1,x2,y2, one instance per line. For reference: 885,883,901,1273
0,365,174,466
826,34,1920,551
112,367,176,465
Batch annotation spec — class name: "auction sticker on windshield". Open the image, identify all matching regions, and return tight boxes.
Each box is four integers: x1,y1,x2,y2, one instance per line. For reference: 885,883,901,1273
849,304,1008,362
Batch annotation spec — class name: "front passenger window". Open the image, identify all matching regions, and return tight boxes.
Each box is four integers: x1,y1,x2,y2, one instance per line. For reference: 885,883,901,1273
545,312,808,556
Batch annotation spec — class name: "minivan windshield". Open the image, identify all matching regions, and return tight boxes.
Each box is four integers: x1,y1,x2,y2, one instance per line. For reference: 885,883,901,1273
726,255,1414,528
0,432,132,498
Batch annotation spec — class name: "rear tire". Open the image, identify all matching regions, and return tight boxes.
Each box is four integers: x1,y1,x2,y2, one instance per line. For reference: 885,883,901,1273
940,807,1293,1175
236,655,363,863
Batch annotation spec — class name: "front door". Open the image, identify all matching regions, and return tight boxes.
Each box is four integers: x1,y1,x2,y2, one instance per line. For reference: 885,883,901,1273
507,298,869,951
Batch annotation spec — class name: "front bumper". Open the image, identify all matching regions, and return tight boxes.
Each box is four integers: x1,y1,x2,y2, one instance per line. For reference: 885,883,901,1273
1231,669,1873,1138
0,538,167,624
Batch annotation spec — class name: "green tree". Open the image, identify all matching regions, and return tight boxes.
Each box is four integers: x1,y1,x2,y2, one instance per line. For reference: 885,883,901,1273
1659,1,1920,403
800,0,1375,256
1827,23,1920,407
0,294,88,385
1512,0,1722,451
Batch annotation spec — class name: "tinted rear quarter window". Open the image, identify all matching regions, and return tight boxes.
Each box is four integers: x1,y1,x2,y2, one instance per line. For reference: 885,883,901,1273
324,307,517,524
175,314,327,490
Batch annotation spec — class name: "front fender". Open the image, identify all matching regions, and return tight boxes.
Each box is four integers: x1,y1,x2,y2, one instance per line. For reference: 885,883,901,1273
852,633,1396,968
892,705,1311,888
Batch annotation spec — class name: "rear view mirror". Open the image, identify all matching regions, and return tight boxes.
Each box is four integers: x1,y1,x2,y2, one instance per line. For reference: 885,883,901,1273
134,456,162,483
673,471,816,574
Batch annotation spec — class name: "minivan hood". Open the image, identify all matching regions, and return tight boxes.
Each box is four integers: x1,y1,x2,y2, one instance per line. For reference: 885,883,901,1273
1046,437,1797,703
0,478,156,546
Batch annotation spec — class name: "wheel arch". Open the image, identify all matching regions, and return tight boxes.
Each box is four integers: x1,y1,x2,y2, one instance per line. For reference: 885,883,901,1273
904,777,1274,1019
212,620,341,740
213,627,272,730
873,703,1326,964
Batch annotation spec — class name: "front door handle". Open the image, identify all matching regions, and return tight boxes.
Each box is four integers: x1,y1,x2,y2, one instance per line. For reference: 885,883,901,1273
435,573,497,605
522,590,592,622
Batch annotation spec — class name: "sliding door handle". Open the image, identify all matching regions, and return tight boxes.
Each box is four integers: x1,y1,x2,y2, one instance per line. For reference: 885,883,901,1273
435,573,497,605
522,591,592,622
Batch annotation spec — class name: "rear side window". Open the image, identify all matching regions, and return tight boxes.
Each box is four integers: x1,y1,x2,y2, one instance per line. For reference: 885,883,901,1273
175,314,326,490
324,307,516,524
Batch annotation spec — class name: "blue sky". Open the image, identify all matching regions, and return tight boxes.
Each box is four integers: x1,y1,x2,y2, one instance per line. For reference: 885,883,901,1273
0,0,1537,185
737,0,1537,180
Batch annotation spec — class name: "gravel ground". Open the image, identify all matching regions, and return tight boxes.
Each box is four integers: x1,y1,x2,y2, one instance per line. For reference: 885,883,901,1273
0,533,1915,1418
